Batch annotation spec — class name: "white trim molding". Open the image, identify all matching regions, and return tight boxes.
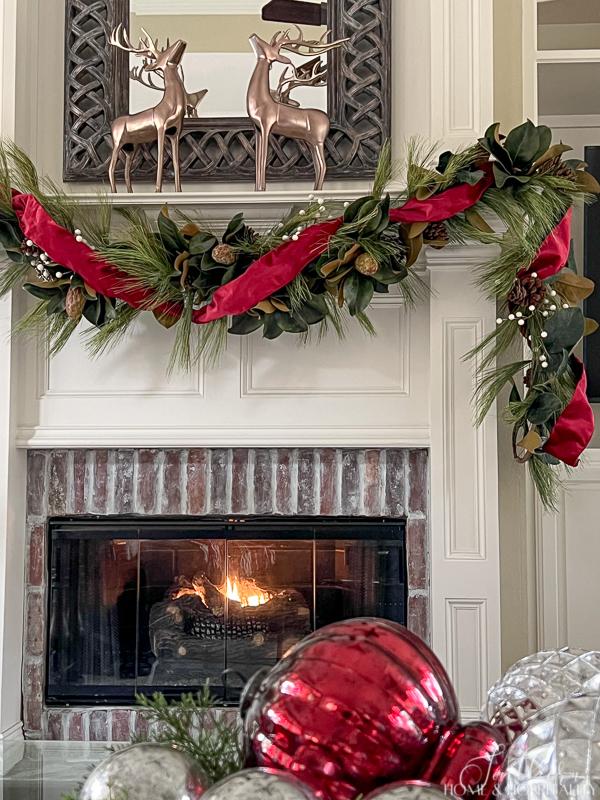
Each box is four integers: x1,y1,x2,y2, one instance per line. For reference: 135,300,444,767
132,0,266,14
536,450,600,650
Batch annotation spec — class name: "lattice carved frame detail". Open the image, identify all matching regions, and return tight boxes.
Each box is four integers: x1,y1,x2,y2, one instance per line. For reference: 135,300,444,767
64,0,391,183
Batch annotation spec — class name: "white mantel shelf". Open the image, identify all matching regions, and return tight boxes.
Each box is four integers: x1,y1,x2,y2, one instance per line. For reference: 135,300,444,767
67,185,384,209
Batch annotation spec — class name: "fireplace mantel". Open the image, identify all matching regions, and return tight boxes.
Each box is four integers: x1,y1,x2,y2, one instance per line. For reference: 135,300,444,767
0,0,501,742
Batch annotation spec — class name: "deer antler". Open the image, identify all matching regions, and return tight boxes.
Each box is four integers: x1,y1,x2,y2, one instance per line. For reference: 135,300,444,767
110,24,160,59
274,57,327,106
277,25,349,55
130,64,165,91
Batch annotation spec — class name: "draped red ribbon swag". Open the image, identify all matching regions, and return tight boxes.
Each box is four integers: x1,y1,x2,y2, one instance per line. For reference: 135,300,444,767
9,168,594,470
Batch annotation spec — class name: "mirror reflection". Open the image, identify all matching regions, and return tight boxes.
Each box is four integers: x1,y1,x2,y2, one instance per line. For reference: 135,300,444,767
129,0,328,118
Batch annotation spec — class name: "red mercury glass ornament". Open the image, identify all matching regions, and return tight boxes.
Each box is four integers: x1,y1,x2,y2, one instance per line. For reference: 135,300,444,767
423,722,507,799
243,618,459,800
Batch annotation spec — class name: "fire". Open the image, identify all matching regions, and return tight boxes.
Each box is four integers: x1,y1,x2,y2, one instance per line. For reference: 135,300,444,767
221,576,272,608
171,574,273,609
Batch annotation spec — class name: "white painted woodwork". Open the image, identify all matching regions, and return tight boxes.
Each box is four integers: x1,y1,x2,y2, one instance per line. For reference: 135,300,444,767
536,451,600,650
0,0,503,727
427,243,502,720
429,0,494,147
0,0,30,742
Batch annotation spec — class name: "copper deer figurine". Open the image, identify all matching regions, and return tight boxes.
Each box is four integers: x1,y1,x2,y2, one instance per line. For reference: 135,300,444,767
246,28,348,191
109,25,205,193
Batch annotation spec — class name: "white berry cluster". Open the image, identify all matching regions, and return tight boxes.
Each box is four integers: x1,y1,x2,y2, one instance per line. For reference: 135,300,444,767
496,272,569,370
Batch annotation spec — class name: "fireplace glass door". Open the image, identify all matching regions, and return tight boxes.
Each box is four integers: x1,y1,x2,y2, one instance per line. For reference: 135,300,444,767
46,518,407,705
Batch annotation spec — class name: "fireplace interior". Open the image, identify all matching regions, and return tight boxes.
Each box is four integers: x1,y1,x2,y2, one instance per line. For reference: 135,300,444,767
46,517,407,706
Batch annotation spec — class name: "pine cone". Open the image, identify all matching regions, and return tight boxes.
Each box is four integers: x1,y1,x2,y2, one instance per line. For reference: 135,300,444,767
423,221,450,249
538,155,577,181
355,253,379,276
554,162,578,181
65,286,86,321
211,243,236,266
508,274,546,308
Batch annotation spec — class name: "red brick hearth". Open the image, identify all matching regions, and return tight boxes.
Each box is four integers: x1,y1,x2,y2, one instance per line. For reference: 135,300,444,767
23,447,429,740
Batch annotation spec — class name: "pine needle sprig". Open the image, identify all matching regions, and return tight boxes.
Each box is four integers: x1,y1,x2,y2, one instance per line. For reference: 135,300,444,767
372,140,399,198
0,259,29,297
84,304,140,358
529,455,563,512
99,209,181,308
465,317,519,373
168,292,195,374
473,360,529,427
288,273,313,312
0,141,75,230
133,688,243,785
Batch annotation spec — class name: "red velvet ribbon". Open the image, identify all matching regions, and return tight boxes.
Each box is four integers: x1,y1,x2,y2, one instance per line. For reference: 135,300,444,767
11,193,182,319
544,357,593,467
523,208,593,466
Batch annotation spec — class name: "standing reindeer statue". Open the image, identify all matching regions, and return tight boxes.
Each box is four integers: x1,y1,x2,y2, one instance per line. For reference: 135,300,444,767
246,27,348,191
108,25,207,193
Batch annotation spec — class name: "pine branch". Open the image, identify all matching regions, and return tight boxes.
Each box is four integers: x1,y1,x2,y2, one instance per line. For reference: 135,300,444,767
133,688,243,784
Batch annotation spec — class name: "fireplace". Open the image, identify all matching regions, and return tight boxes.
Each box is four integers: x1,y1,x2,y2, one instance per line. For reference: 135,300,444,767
46,517,407,706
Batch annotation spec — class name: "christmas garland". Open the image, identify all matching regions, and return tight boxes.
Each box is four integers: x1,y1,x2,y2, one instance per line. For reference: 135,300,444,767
0,122,598,507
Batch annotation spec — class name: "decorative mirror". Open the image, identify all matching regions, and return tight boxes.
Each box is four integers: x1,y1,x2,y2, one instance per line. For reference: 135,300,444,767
64,0,391,184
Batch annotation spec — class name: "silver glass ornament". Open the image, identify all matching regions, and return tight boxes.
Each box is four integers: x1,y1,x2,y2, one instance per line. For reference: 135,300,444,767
364,781,447,799
501,692,600,799
79,742,208,800
486,647,600,740
202,769,316,800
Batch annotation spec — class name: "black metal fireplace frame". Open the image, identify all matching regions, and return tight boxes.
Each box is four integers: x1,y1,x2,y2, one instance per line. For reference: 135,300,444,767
45,515,407,707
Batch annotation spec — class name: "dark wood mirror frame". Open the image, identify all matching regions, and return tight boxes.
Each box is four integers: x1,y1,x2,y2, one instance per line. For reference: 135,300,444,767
64,0,391,184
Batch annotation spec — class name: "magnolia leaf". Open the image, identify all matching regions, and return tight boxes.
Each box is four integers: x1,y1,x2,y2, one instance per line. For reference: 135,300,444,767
343,195,372,224
344,272,374,316
327,266,353,285
223,212,246,244
180,222,200,238
254,299,276,314
531,142,573,172
23,283,62,300
271,297,291,313
407,221,429,239
189,232,218,255
157,211,186,253
272,310,308,333
504,120,540,168
517,429,543,453
437,150,453,173
527,392,563,425
465,208,494,233
262,313,284,340
83,282,97,300
554,271,595,304
456,168,486,186
543,306,585,353
585,317,600,337
478,122,513,172
415,184,438,201
575,170,600,194
320,258,343,277
228,313,263,335
152,308,179,329
25,277,71,289
406,233,423,268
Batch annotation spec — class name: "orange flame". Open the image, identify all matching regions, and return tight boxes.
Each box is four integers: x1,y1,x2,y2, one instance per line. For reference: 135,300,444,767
171,574,273,609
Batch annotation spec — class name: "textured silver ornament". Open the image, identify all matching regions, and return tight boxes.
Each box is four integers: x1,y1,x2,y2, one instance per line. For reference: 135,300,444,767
364,782,447,799
486,647,600,740
501,692,600,799
79,742,208,800
202,769,316,800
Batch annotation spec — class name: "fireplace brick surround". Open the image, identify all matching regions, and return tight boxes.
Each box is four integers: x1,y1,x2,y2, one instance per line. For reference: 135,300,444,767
23,447,429,741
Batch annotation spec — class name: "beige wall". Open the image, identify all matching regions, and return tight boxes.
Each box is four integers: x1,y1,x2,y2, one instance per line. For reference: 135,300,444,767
130,15,323,52
493,0,526,131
